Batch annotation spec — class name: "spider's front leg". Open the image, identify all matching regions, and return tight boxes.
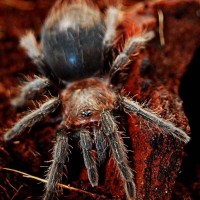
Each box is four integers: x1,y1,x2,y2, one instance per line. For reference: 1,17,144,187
101,110,136,200
11,76,51,107
119,96,190,143
4,97,60,141
44,129,70,200
94,128,107,164
79,129,98,186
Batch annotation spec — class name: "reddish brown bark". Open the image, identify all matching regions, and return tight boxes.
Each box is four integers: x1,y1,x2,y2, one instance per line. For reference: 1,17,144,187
0,0,199,199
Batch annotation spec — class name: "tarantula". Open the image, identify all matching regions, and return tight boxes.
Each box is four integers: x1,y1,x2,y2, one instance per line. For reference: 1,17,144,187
4,0,190,199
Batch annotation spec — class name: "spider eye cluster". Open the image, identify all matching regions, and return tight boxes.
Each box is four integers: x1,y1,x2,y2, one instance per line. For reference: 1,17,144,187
41,4,106,82
81,110,93,118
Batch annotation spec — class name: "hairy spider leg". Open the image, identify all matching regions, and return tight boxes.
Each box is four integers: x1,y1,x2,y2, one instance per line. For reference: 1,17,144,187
109,31,155,78
11,76,51,107
103,7,121,49
20,31,46,73
120,96,190,143
94,128,107,165
79,129,99,186
20,31,59,82
4,98,60,141
101,110,136,200
44,129,70,200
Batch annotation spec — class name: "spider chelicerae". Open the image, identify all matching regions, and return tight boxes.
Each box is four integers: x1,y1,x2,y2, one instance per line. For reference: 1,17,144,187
4,1,190,200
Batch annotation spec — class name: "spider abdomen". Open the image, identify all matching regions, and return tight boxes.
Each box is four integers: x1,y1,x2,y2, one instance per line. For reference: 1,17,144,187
41,2,105,82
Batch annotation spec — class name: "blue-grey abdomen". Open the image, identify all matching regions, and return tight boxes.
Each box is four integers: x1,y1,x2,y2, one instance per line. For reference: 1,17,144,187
41,3,105,82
